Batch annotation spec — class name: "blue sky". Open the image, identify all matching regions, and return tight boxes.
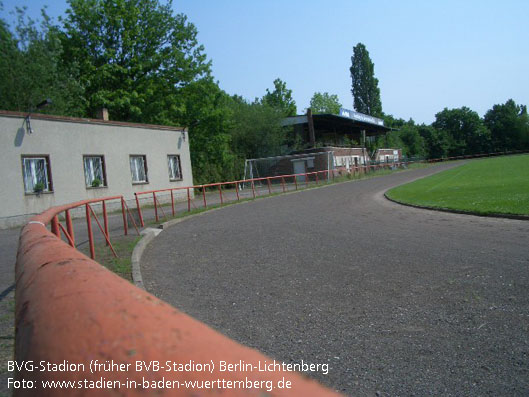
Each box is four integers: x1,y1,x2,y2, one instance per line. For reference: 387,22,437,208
1,0,528,123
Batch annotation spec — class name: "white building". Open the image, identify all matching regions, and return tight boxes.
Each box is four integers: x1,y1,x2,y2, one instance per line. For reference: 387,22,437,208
373,148,402,163
0,110,193,228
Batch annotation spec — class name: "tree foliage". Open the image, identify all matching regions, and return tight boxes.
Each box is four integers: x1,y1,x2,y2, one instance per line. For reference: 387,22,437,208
176,78,238,184
261,78,297,117
60,0,210,122
433,107,491,156
229,100,286,160
0,6,84,115
309,92,342,114
484,99,529,151
350,43,382,117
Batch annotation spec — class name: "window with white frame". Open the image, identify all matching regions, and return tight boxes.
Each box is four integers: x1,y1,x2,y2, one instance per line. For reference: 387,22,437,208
130,155,148,183
22,156,52,193
83,155,106,187
167,155,182,181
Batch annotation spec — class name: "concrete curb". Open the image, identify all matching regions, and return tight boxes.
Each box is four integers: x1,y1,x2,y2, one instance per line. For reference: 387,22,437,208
384,193,529,221
131,228,161,290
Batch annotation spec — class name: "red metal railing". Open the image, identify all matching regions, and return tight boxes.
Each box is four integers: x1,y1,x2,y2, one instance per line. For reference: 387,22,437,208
16,201,341,396
134,169,333,226
33,195,140,260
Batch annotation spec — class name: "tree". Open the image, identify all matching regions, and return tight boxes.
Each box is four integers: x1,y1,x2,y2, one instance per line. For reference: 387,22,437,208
261,78,297,116
177,78,238,184
433,107,491,156
484,99,529,151
399,124,426,158
60,0,211,122
309,92,341,114
229,99,286,160
418,125,451,159
0,6,84,115
350,43,382,117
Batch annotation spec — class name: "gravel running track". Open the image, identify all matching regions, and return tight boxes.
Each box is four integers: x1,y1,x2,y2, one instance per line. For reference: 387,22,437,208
141,162,529,396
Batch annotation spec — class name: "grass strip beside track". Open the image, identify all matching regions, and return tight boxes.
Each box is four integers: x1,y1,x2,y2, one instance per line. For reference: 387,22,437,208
386,154,529,216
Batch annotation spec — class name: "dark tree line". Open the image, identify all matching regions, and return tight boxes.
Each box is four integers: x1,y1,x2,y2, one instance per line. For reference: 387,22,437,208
376,101,529,160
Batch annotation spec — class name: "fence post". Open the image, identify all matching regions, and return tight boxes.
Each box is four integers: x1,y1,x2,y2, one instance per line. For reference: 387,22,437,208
267,178,272,195
135,193,145,227
251,180,256,199
102,201,109,245
86,204,95,260
218,184,223,205
235,183,240,201
202,187,207,208
121,198,128,236
65,210,75,247
153,192,159,222
281,177,286,193
51,215,60,238
315,172,319,184
187,188,191,212
171,190,175,216
294,175,298,190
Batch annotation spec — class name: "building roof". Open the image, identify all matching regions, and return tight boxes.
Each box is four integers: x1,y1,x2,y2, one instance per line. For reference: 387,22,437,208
0,110,186,132
281,108,391,136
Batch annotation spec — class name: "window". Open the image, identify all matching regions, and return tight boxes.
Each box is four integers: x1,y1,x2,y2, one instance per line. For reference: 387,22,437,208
83,155,106,188
22,155,52,193
130,155,148,183
167,155,182,181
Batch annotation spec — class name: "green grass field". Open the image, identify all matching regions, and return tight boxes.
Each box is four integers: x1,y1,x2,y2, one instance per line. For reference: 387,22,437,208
386,154,529,216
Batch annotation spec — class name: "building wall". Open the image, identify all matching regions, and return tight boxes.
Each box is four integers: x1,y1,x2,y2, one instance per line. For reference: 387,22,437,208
261,147,369,177
373,148,402,163
0,113,193,228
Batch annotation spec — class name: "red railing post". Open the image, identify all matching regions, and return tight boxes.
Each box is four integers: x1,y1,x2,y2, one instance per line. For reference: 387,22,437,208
187,188,191,212
171,190,175,216
86,204,95,260
102,201,109,246
251,180,256,199
294,175,298,190
65,209,75,247
315,172,319,184
153,192,159,222
51,215,60,238
305,173,309,188
121,198,128,236
281,177,286,193
218,184,223,205
135,193,145,227
235,183,240,201
122,200,141,236
267,178,272,194
87,205,118,257
202,187,207,208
